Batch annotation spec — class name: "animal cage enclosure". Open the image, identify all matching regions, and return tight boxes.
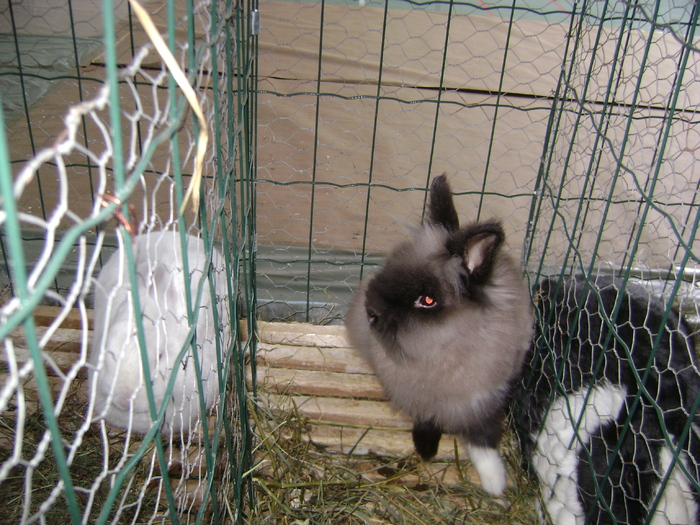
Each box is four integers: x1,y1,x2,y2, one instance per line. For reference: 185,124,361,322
2,0,700,524
1,0,257,523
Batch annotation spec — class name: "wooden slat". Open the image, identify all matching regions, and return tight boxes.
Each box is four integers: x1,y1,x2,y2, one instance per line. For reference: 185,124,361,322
257,342,373,374
0,372,85,420
7,326,87,354
0,308,89,454
32,305,94,330
256,321,348,348
301,424,468,461
256,366,385,399
309,424,415,456
0,372,74,399
259,393,411,429
2,346,85,376
250,321,430,460
1,308,469,468
353,458,478,487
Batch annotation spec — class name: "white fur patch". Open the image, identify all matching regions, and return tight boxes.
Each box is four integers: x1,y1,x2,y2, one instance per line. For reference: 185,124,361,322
650,444,698,525
465,236,490,273
532,382,627,524
467,444,507,497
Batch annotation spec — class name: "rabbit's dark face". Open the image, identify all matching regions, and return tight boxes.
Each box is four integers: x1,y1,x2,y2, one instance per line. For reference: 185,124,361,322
363,240,456,356
360,175,507,359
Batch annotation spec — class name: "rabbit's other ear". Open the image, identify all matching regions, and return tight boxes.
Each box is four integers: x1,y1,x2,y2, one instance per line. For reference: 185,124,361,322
427,175,460,231
456,220,505,282
147,261,185,316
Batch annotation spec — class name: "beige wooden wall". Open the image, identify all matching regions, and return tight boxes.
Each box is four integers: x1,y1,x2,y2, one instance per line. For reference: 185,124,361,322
256,1,700,277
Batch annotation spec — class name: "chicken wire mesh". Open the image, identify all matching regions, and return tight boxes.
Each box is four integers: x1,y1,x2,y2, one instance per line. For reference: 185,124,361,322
0,0,256,523
255,0,584,323
257,0,700,522
514,2,700,521
4,0,700,522
256,0,700,314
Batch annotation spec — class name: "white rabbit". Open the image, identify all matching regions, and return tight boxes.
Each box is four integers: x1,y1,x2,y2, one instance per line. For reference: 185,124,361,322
345,175,534,496
89,231,229,435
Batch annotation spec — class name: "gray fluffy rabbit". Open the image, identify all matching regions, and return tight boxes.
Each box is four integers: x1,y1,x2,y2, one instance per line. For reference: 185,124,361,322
89,231,228,436
345,175,533,496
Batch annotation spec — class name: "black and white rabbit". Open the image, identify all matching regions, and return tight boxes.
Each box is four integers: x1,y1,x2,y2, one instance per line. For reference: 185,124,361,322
513,274,700,524
89,231,229,436
344,175,534,496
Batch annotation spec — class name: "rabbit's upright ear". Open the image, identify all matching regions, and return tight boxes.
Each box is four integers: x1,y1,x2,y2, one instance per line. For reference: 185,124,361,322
149,262,183,314
427,175,460,231
457,221,505,281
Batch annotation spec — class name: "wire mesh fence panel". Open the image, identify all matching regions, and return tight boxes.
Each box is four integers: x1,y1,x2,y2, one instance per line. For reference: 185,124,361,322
256,0,572,323
524,1,700,282
0,0,256,523
518,3,700,521
5,0,700,521
257,0,700,523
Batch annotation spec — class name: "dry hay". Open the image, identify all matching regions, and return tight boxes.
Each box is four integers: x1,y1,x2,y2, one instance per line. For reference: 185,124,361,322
0,396,163,524
0,306,233,524
247,386,540,524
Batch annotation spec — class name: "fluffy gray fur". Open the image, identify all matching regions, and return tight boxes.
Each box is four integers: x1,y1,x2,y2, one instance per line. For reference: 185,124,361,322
344,175,533,495
346,232,532,429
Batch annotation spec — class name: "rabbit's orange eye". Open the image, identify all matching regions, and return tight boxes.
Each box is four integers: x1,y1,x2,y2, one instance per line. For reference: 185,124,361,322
415,296,438,308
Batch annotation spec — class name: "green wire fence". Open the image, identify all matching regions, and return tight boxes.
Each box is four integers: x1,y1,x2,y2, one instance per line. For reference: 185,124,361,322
2,0,700,522
256,0,700,522
1,0,256,523
256,0,700,324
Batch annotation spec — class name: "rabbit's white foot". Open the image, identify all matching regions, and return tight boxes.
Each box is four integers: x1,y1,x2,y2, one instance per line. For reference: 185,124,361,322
467,444,506,497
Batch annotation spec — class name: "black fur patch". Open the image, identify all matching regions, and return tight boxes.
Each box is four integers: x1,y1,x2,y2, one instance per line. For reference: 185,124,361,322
364,263,447,355
456,403,506,450
412,419,443,461
512,274,700,523
427,175,460,231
